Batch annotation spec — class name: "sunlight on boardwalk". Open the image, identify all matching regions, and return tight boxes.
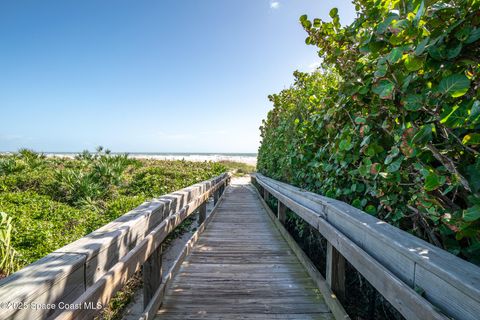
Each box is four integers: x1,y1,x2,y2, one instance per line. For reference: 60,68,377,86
155,178,333,319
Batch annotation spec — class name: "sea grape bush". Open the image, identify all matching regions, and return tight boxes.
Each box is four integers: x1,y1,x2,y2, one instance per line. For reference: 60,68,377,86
0,149,226,275
258,0,480,263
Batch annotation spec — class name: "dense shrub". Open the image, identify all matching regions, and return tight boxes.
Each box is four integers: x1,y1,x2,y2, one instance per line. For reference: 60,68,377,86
123,160,226,197
0,192,94,263
0,150,226,273
258,0,480,264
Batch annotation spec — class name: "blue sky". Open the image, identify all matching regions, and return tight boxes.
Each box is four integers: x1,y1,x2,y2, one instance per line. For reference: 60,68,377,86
0,0,355,153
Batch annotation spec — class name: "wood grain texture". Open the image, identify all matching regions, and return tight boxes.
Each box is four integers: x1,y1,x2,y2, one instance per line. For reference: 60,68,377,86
144,245,163,308
253,186,350,320
254,173,480,320
51,176,230,320
0,174,228,320
278,201,286,224
155,181,334,320
326,243,345,302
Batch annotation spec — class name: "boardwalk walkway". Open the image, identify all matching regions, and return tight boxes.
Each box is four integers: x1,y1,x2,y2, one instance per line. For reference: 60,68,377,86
155,178,334,319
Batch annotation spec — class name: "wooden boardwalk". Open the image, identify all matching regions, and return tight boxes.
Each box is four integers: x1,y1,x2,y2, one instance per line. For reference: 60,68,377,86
155,179,334,319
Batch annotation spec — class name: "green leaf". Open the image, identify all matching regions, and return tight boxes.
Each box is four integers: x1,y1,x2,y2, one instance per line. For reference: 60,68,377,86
401,94,423,111
302,19,312,29
374,63,388,78
360,134,371,147
412,124,433,144
464,205,480,222
299,14,308,22
440,104,468,128
404,55,423,71
438,74,471,98
373,79,395,99
355,117,366,124
329,8,338,18
414,1,425,25
387,48,403,64
365,205,377,215
424,172,445,191
390,147,400,157
466,160,480,193
415,37,430,56
384,154,394,165
352,198,362,208
469,101,480,122
455,27,472,42
462,133,480,145
377,13,399,34
387,157,403,173
339,137,353,151
447,43,462,59
465,28,480,44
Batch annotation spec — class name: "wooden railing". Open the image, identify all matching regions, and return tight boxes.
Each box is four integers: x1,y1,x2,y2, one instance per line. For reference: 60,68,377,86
0,173,230,320
252,173,480,320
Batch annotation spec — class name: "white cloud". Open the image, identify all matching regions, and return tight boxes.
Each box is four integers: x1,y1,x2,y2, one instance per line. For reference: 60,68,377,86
270,1,280,9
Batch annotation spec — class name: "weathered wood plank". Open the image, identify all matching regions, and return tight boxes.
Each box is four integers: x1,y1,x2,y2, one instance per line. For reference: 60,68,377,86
0,173,229,320
326,243,345,302
155,180,335,320
278,201,287,224
0,253,86,320
255,173,475,320
144,245,163,308
253,186,350,320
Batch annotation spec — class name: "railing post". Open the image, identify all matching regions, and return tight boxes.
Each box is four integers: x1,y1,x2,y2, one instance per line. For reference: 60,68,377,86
198,201,207,225
326,242,346,301
278,201,286,224
214,188,219,205
143,244,163,308
263,189,269,202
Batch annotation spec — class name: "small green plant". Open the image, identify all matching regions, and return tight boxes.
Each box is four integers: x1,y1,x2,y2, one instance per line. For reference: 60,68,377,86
218,160,256,176
0,212,21,276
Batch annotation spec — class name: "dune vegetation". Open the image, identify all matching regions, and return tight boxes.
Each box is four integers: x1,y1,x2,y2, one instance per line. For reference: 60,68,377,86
258,0,480,265
0,147,226,276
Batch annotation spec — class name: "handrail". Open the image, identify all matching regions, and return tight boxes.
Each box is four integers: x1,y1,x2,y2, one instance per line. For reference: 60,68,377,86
0,172,230,320
253,173,480,320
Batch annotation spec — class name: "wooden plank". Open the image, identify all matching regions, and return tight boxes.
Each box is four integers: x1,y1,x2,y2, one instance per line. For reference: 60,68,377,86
326,243,345,301
317,216,448,320
198,201,206,225
0,253,86,320
144,245,163,308
140,186,227,320
415,264,479,320
76,173,228,286
253,186,349,320
278,201,287,224
155,181,335,320
49,174,230,320
254,173,480,320
155,313,333,320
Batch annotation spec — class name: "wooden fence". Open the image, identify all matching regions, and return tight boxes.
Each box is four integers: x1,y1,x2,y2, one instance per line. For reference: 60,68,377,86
253,173,480,320
0,173,230,320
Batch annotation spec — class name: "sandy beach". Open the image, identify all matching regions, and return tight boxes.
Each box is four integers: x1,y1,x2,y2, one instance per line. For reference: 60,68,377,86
33,152,258,166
